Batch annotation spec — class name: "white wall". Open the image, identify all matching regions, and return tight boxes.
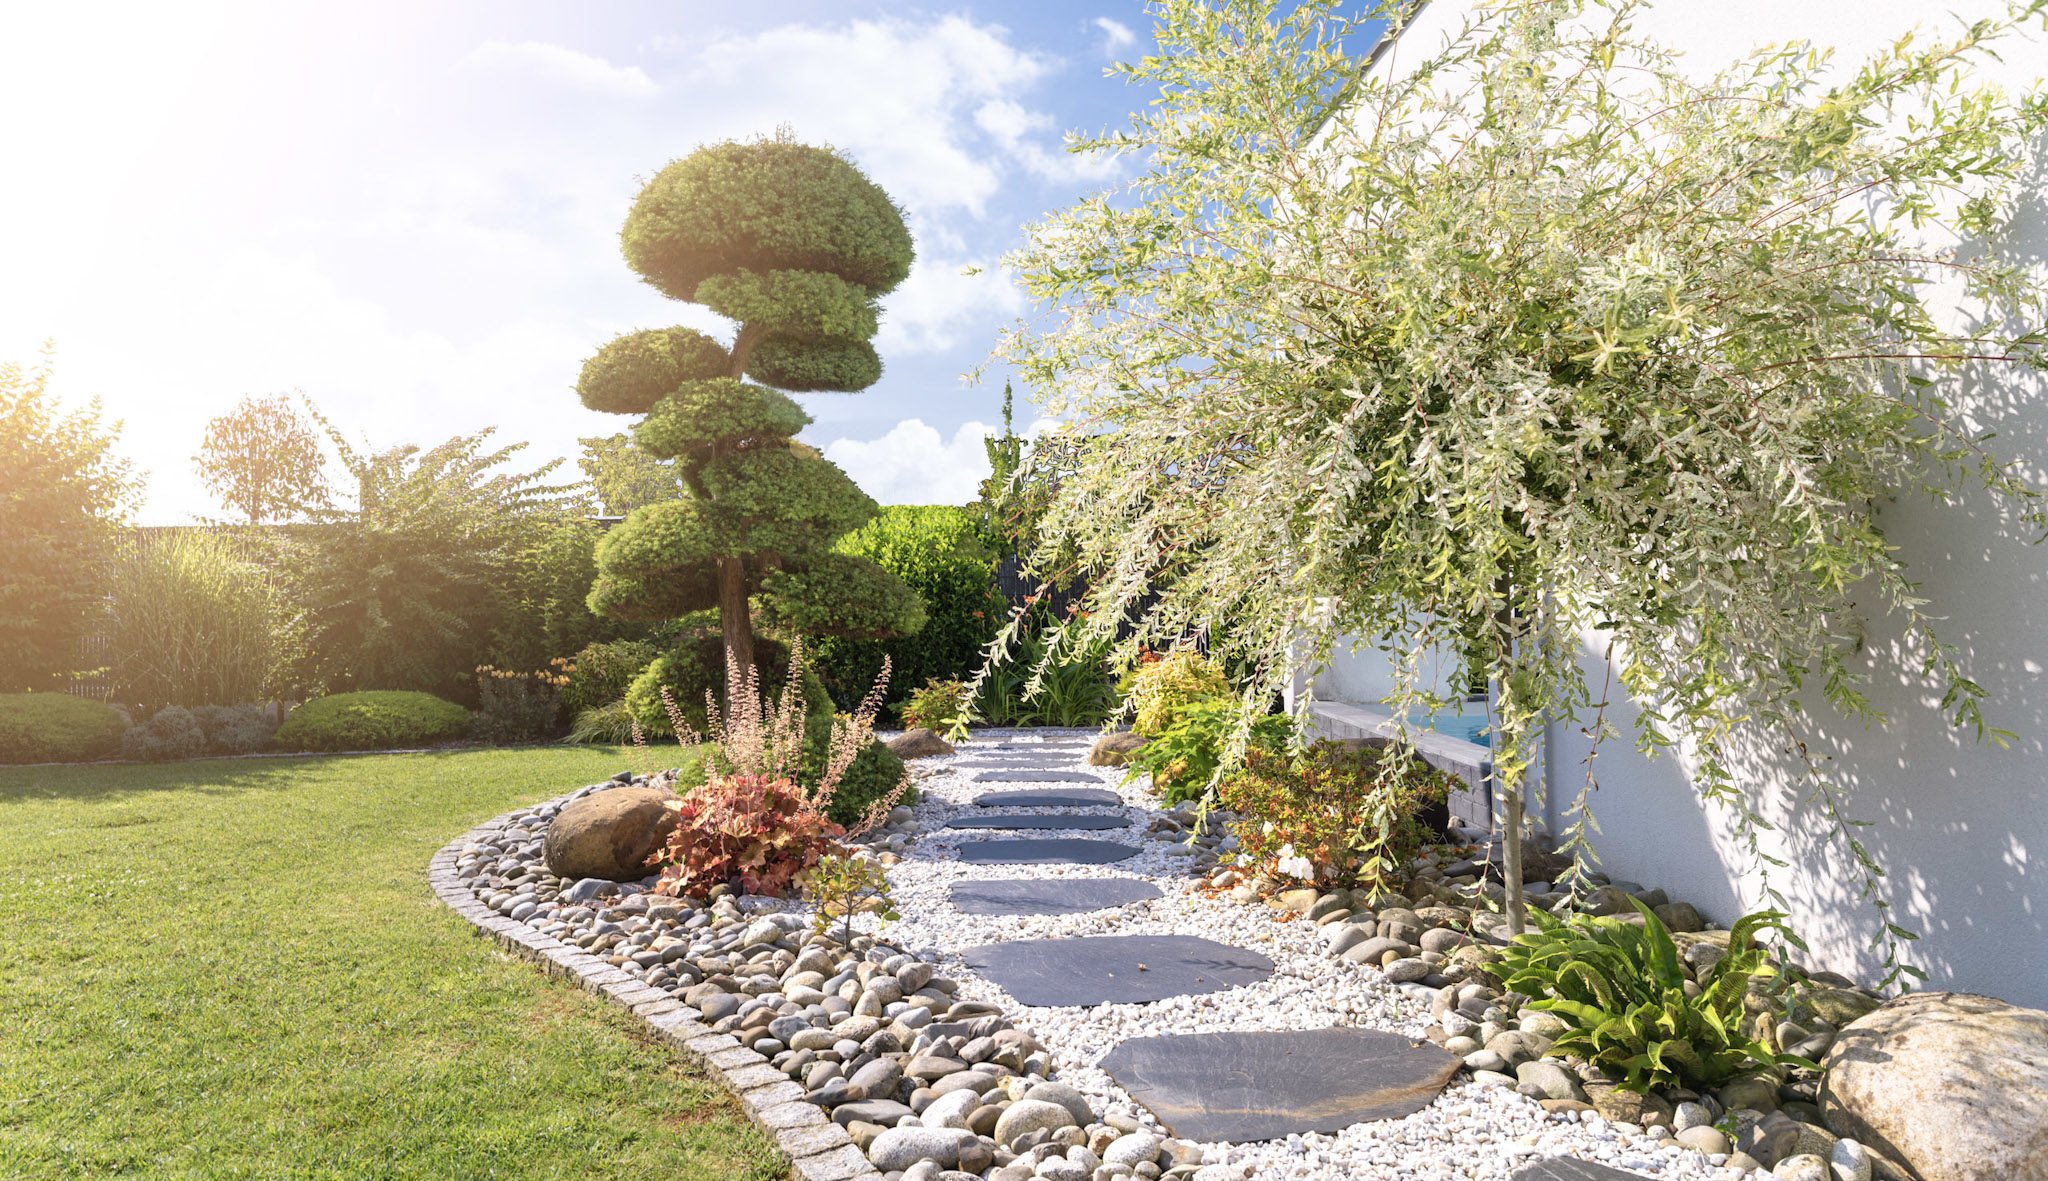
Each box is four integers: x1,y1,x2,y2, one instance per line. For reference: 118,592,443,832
1317,0,2048,1005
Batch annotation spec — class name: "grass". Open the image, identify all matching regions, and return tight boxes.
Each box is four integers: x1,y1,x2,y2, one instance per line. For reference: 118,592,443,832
0,746,787,1181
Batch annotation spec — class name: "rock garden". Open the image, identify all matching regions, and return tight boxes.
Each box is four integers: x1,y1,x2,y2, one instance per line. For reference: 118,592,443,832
436,684,2048,1181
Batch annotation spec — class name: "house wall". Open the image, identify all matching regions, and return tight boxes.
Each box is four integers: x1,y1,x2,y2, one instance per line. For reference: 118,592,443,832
1313,0,2048,1005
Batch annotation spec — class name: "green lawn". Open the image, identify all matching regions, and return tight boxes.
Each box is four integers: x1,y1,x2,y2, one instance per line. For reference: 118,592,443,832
0,746,785,1181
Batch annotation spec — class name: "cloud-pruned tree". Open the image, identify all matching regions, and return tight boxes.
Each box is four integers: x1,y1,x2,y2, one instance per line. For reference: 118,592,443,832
578,131,926,676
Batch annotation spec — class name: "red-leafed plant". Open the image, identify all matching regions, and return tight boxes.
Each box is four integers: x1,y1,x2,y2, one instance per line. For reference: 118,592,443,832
647,639,905,898
652,772,843,897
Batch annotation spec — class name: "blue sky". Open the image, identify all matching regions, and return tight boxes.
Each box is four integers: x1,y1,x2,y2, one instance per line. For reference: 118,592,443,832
0,2,1376,520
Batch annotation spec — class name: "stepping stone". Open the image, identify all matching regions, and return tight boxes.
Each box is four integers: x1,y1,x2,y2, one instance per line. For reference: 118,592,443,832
955,838,1139,865
1510,1161,1657,1181
973,788,1125,808
1098,1027,1461,1143
972,770,1103,783
946,813,1131,831
949,877,1162,916
963,935,1272,1006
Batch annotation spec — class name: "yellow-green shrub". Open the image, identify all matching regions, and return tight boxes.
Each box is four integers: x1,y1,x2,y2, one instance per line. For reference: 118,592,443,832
1127,648,1231,737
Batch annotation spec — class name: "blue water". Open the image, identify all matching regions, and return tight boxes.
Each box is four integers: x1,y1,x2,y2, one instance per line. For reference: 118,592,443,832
1394,706,1490,748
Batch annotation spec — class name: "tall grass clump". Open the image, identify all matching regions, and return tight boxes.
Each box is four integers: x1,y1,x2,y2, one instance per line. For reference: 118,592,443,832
108,532,276,711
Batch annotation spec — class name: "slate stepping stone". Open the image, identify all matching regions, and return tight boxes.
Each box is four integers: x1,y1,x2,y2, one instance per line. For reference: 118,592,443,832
946,813,1131,831
1098,1027,1461,1143
963,934,1272,1006
954,838,1138,866
949,877,1162,916
972,770,1103,783
973,788,1125,809
1510,1160,1656,1181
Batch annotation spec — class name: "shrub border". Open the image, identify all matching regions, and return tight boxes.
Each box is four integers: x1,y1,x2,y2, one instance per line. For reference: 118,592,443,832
426,793,884,1181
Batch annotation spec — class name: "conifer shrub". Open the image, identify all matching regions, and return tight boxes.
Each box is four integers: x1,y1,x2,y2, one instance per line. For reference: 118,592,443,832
122,706,208,763
0,693,128,763
275,690,470,752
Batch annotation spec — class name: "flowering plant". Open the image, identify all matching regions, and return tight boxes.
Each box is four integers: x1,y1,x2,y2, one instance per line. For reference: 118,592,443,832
1217,741,1453,890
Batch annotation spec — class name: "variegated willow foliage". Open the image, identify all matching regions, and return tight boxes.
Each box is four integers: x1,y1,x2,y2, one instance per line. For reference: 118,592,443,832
988,0,2048,984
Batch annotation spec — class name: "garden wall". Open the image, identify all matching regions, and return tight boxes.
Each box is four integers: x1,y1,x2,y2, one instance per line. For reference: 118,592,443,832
1308,0,2048,1007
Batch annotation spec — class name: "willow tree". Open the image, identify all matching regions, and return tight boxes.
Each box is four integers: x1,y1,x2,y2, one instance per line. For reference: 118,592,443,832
579,134,925,679
993,0,2048,982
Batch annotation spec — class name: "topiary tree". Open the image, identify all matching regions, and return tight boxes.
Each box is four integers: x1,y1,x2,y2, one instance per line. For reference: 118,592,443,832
578,131,925,683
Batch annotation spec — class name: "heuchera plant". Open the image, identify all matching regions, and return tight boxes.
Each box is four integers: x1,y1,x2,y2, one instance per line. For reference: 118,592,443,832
647,639,905,898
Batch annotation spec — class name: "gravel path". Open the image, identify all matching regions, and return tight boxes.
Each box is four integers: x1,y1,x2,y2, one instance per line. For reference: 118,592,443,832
883,729,1743,1181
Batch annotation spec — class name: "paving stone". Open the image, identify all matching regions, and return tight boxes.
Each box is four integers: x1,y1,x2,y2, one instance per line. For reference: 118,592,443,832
972,770,1106,783
791,1143,878,1181
1509,1159,1657,1181
949,877,1164,916
963,935,1272,1006
973,788,1127,808
955,839,1140,866
1098,1027,1462,1143
946,813,1132,831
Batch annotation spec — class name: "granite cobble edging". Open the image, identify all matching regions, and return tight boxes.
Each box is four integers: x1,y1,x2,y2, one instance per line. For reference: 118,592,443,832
425,795,881,1181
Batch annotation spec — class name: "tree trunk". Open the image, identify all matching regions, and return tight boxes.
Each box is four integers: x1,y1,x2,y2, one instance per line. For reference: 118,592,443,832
718,555,754,677
1502,771,1527,937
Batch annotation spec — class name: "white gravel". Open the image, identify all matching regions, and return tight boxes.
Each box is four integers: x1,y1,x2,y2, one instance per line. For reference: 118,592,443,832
872,728,1750,1181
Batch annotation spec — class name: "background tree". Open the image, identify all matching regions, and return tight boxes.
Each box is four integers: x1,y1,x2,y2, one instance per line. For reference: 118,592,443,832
0,349,140,691
194,393,331,524
283,420,591,700
994,0,2048,982
578,131,925,677
577,432,680,515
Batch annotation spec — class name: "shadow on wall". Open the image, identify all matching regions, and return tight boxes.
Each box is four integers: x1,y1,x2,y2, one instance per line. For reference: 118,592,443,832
1562,145,2048,1004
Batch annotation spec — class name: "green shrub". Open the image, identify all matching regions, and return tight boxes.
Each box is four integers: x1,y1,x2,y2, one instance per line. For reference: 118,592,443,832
0,693,128,763
803,729,910,828
472,660,572,745
977,630,1116,727
1126,648,1231,738
1217,740,1454,890
899,678,970,732
487,520,643,674
1496,900,1815,1093
1126,696,1293,804
563,700,638,745
122,706,208,763
192,703,276,754
275,690,470,752
811,505,1002,715
108,532,277,712
562,638,660,716
624,629,823,738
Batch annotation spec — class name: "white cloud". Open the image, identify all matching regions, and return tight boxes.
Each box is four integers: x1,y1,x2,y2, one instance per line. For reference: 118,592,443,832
1093,18,1137,53
826,418,999,506
464,41,658,97
824,414,1060,506
879,260,1026,355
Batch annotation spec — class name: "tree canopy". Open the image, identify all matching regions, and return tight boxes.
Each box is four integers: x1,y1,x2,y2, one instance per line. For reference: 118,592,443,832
193,393,332,525
0,350,139,691
992,0,2048,982
580,132,925,673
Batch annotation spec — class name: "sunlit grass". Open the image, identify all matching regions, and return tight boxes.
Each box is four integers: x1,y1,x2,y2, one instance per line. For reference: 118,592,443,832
0,746,783,1180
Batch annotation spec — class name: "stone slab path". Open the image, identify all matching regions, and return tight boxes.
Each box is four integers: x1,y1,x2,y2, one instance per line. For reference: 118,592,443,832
954,838,1141,865
973,788,1127,808
1098,1028,1461,1142
947,877,1163,917
946,814,1133,831
970,770,1105,783
1511,1159,1657,1180
963,934,1276,1006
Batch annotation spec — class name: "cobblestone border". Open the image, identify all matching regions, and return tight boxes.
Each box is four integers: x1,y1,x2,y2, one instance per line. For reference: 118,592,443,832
426,794,884,1181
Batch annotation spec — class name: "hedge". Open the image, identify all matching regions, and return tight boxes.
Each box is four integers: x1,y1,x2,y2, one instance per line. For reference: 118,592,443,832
275,691,471,753
0,693,129,763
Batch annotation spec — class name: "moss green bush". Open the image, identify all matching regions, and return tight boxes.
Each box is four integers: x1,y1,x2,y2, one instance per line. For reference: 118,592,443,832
562,638,661,716
802,730,910,828
122,706,209,763
0,693,128,763
275,691,470,753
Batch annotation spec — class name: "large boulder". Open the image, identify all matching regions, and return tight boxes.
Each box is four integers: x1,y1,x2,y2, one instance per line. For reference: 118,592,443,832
888,728,955,759
542,785,678,881
1820,991,2048,1181
1087,731,1147,766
